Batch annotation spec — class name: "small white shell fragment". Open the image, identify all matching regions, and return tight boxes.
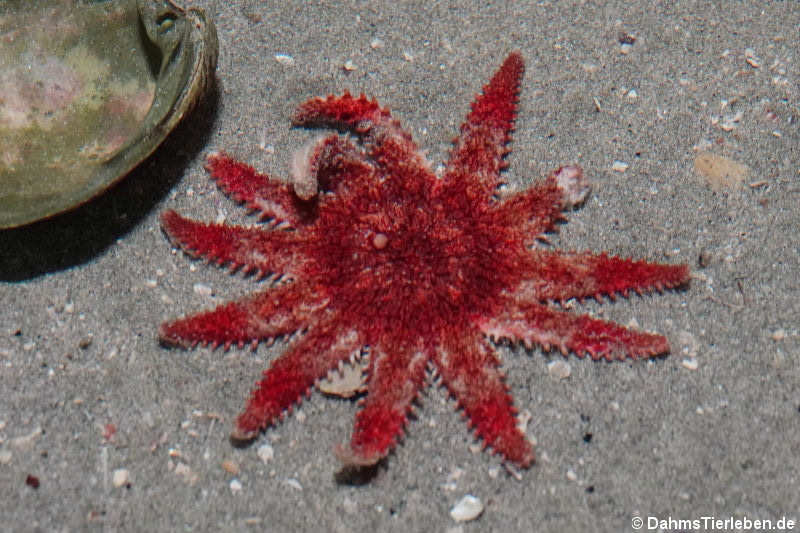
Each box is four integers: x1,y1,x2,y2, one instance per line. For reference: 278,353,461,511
771,329,787,341
112,468,130,488
229,478,243,492
342,60,357,71
0,450,12,465
174,463,199,485
681,358,699,370
274,53,295,66
10,427,42,449
450,495,484,522
744,48,760,68
257,443,274,463
516,408,532,433
719,110,744,131
285,478,303,491
369,38,384,49
342,496,358,515
318,362,365,398
611,160,629,172
290,139,320,200
193,283,213,296
566,469,578,481
547,360,572,380
553,165,591,208
676,330,699,358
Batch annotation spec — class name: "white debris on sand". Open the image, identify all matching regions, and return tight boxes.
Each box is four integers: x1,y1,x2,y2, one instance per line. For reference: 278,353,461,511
112,468,129,488
450,494,484,522
257,443,274,463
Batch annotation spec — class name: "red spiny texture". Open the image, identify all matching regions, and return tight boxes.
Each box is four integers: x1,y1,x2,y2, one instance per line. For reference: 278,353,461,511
160,52,690,471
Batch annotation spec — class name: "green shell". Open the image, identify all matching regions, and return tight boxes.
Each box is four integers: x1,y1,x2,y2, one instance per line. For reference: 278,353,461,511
0,0,218,228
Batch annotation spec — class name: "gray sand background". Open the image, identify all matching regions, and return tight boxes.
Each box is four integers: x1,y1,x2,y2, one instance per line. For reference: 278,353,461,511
1,1,799,531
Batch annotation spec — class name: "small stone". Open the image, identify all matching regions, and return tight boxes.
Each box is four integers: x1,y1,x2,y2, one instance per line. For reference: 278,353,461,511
257,443,274,463
112,468,129,488
450,495,484,522
0,449,12,465
229,478,243,492
222,460,239,475
369,38,384,49
78,335,93,349
25,474,40,489
547,360,572,380
342,60,357,71
566,469,578,481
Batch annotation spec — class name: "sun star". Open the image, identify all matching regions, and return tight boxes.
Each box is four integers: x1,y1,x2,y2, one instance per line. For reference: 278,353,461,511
159,52,690,468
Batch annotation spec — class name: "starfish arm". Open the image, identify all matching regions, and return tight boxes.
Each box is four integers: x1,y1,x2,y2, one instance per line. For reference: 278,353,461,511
161,210,305,277
336,343,429,466
205,152,307,228
292,92,434,195
479,302,671,360
516,250,690,303
160,284,322,349
292,91,392,133
495,166,591,243
292,135,375,198
233,327,362,440
442,52,525,196
432,333,533,467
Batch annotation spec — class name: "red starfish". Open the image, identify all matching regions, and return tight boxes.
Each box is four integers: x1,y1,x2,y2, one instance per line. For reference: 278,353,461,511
160,52,689,468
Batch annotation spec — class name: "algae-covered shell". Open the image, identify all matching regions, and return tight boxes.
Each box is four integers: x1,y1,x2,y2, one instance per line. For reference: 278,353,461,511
0,0,218,228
